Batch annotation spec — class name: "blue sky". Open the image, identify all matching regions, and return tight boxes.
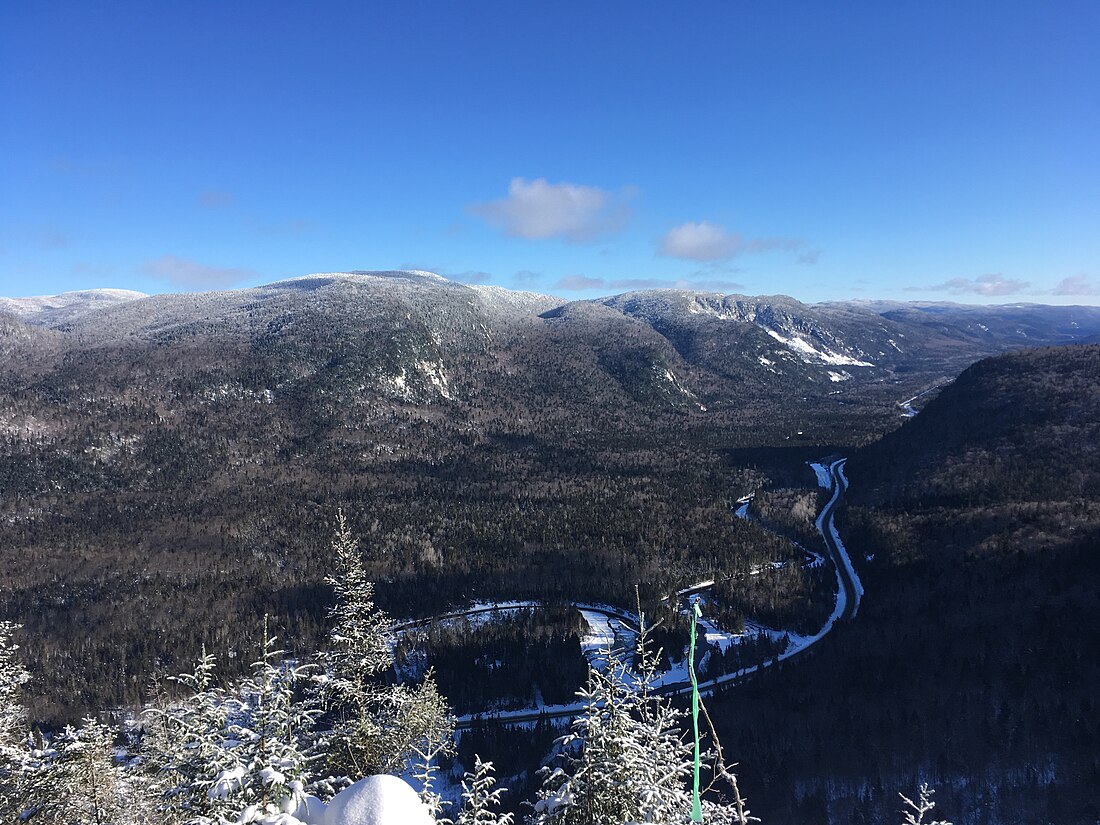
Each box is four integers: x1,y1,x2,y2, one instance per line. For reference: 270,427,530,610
2,1,1098,303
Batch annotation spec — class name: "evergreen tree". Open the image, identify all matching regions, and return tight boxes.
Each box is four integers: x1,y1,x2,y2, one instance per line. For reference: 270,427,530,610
530,624,752,825
54,719,127,825
143,647,235,820
457,756,513,825
320,512,455,779
24,717,168,825
899,783,951,825
143,620,319,824
219,617,319,822
0,621,31,819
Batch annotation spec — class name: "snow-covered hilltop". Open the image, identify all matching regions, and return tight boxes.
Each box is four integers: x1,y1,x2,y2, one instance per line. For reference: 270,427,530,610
0,288,147,326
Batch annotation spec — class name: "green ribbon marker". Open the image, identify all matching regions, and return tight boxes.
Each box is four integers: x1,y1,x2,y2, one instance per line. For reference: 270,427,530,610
690,599,703,822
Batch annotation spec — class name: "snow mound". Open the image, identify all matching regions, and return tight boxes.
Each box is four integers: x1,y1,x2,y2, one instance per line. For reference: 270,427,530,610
292,794,329,824
322,775,435,825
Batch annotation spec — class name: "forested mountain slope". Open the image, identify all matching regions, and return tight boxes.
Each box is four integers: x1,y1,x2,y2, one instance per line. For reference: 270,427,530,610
851,343,1100,503
712,344,1100,825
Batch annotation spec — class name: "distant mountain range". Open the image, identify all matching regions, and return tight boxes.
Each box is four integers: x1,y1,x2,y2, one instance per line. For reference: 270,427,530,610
4,271,1099,420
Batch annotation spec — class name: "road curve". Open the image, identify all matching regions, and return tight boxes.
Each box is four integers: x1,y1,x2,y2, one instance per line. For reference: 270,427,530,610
816,458,862,622
436,457,863,729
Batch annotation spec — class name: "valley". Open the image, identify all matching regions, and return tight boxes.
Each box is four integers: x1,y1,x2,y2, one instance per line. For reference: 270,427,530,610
2,274,1099,823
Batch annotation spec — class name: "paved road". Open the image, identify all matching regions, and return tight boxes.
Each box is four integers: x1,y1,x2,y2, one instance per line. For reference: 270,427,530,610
816,458,862,621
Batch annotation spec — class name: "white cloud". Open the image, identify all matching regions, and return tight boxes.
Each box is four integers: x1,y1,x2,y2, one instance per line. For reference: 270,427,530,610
659,221,804,262
660,221,744,261
908,273,1029,297
142,255,257,290
471,178,630,241
1052,274,1100,296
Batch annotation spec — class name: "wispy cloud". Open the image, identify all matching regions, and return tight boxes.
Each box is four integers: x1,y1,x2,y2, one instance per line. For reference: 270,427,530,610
907,273,1029,297
142,255,257,290
554,274,606,291
550,273,745,295
446,270,494,285
512,269,542,285
659,221,804,262
659,222,741,261
199,189,236,208
1052,274,1100,297
471,178,632,241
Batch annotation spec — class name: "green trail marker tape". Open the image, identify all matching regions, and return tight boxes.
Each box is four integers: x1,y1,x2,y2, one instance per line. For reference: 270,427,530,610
690,599,703,822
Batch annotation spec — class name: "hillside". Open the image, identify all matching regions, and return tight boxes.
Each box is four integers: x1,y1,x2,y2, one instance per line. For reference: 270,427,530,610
711,344,1100,825
850,343,1100,504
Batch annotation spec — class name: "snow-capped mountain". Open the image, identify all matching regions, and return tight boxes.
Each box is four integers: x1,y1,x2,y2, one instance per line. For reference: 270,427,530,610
4,271,1100,415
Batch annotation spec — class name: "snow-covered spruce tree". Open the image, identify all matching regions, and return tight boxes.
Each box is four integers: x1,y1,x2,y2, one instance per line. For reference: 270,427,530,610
52,719,128,824
0,621,32,819
899,783,951,825
217,618,320,823
531,622,751,825
23,717,168,825
457,755,513,825
319,512,454,780
144,620,319,824
143,647,235,820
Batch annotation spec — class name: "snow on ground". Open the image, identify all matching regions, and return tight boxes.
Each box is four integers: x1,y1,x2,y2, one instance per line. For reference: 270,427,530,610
808,462,832,489
392,600,538,632
837,461,850,491
734,500,751,519
792,540,825,569
578,609,617,652
764,328,874,367
0,288,146,319
830,463,865,609
672,579,715,598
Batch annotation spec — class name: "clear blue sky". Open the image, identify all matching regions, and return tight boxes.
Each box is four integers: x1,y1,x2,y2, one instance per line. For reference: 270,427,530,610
2,1,1098,303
